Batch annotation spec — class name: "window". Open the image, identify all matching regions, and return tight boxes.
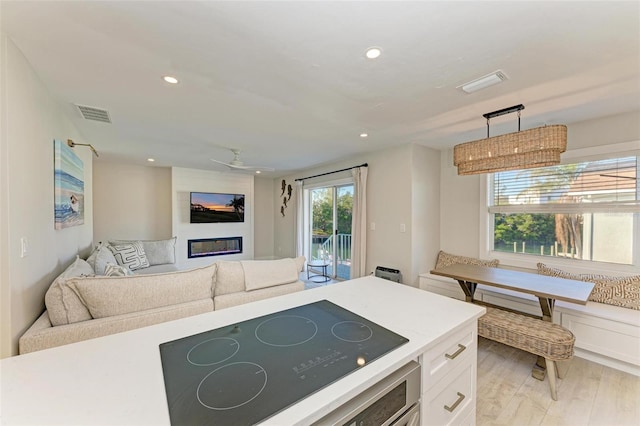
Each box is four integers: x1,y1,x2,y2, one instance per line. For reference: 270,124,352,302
488,155,639,266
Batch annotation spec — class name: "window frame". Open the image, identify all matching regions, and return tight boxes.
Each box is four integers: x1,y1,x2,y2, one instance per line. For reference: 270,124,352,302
479,141,640,275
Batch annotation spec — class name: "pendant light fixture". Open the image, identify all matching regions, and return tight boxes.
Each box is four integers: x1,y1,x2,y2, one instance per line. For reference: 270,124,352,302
453,104,567,175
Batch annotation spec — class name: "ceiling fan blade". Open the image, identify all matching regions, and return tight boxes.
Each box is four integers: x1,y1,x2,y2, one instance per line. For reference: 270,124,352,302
210,158,232,167
210,158,275,172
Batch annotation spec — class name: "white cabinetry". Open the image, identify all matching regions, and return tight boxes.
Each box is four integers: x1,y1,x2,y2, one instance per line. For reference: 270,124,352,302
419,323,477,426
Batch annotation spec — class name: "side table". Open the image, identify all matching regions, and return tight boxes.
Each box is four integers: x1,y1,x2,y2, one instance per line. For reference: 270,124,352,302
307,261,330,283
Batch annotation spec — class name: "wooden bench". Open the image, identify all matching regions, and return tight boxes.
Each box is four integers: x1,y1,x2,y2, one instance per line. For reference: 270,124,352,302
478,306,576,400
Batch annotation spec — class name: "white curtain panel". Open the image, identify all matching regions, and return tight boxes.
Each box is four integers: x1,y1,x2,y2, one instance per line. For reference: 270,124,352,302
295,181,304,257
351,167,368,278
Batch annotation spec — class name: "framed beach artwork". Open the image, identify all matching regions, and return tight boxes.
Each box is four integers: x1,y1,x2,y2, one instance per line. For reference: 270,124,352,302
54,139,84,229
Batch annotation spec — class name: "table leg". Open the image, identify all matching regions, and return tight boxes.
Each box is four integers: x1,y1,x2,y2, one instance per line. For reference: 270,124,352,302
538,297,555,322
457,280,477,302
532,297,557,380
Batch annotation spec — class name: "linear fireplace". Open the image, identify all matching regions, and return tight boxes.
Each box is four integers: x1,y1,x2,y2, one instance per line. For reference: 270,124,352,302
188,237,243,258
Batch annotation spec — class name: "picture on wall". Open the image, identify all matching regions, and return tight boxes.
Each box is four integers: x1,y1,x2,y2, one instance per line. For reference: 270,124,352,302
54,139,84,229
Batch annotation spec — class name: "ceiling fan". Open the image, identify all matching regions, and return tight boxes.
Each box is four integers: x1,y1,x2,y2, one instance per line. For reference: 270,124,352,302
210,148,275,172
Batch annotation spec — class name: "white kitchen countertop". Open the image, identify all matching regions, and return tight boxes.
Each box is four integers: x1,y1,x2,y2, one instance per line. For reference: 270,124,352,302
0,276,485,425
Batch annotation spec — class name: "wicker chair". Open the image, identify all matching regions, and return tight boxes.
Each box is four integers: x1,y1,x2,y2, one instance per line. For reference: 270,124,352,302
478,307,575,400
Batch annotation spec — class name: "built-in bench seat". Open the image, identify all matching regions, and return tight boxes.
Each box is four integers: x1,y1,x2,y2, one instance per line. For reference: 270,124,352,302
478,306,575,400
419,271,640,376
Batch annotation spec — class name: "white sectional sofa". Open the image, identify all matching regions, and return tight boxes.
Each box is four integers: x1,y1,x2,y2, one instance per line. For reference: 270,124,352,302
19,254,306,354
421,252,640,376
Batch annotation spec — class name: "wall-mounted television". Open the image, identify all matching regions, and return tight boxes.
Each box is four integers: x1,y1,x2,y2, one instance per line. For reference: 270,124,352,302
190,192,245,223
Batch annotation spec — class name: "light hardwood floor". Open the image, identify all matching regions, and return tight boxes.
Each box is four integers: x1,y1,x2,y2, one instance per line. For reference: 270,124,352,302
477,337,640,426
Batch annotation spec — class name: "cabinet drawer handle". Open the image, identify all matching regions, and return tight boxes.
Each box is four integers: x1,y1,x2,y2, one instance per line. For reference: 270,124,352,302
444,392,466,413
445,344,466,360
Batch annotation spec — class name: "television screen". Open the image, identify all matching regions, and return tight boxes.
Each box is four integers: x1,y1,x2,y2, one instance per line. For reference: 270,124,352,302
190,192,245,223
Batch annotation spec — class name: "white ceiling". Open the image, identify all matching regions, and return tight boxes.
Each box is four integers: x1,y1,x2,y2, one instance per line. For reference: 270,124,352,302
2,1,639,176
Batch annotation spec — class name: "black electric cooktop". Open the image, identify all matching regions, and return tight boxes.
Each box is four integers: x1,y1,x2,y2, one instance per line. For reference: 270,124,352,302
159,300,408,425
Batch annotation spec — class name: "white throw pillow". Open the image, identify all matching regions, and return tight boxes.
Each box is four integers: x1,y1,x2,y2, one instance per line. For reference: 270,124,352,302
241,258,299,291
44,256,95,326
86,242,119,275
108,242,150,271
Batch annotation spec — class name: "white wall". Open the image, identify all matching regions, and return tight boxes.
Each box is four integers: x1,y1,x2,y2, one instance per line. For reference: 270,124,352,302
254,177,275,259
439,110,640,266
93,162,172,245
171,167,254,269
271,143,441,286
410,144,441,286
0,36,93,357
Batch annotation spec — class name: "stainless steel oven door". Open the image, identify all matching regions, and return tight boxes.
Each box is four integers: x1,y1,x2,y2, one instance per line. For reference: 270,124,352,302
312,361,421,426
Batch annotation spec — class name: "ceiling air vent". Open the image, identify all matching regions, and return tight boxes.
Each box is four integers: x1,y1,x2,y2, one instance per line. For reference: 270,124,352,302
75,104,112,123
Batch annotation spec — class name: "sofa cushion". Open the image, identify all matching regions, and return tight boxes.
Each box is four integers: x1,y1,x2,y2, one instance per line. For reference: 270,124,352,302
86,242,118,275
108,241,150,271
294,256,305,272
110,238,176,266
214,261,246,296
242,258,299,291
537,263,640,310
214,281,304,310
68,262,217,319
45,256,95,326
435,250,499,269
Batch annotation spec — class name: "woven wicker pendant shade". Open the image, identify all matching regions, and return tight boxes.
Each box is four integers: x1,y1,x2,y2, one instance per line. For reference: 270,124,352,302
454,125,567,175
453,104,567,175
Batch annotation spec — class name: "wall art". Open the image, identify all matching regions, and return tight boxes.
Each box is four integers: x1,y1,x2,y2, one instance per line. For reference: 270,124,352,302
54,139,84,229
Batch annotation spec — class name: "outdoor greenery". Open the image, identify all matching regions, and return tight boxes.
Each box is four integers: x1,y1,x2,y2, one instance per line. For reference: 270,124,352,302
494,213,585,256
311,187,353,236
493,163,586,257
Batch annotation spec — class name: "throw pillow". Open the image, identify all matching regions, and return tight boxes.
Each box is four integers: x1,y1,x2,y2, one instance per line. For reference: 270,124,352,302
587,275,640,310
104,262,132,277
108,241,150,271
86,242,119,275
44,255,95,326
241,258,299,291
535,263,581,280
537,263,640,310
109,237,176,266
434,250,499,269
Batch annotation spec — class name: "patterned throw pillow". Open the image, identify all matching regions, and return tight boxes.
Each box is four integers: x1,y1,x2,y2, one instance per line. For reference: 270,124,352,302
435,250,499,269
535,263,581,280
108,241,150,271
104,262,133,277
537,263,640,310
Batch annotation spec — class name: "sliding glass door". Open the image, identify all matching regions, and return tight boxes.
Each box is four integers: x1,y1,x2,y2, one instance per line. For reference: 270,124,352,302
309,184,353,280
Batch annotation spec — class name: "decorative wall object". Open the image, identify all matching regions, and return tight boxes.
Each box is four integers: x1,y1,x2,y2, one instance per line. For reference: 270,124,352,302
54,139,85,229
279,180,289,216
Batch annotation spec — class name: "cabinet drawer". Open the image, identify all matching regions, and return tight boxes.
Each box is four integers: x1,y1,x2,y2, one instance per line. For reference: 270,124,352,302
421,325,476,385
423,360,474,426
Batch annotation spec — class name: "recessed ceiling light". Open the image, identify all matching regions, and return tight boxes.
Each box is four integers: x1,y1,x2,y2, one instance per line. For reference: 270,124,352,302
360,133,369,138
147,158,155,162
255,170,261,174
365,47,382,59
162,76,179,84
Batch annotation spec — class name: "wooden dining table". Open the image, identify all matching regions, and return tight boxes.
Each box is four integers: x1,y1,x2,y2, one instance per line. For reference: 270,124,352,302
430,263,595,380
429,263,595,322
